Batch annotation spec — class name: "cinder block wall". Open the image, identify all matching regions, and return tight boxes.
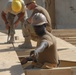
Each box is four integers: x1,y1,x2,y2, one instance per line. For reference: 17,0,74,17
0,0,7,30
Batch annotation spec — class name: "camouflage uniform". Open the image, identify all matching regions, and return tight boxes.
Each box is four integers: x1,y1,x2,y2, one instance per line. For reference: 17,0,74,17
24,4,52,41
24,13,58,69
36,31,58,68
19,0,52,48
25,29,58,69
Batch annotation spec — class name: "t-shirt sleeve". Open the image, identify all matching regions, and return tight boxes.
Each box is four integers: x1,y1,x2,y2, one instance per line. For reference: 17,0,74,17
42,35,54,48
31,9,39,18
42,39,53,48
21,2,26,12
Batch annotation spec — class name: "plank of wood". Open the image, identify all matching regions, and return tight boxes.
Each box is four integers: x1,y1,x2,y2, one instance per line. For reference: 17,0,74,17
60,60,76,67
55,37,75,49
25,67,76,75
58,48,76,62
0,32,25,75
52,29,76,46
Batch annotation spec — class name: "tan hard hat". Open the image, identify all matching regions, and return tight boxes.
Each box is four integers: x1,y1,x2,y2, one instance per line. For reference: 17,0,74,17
31,13,48,26
25,0,35,5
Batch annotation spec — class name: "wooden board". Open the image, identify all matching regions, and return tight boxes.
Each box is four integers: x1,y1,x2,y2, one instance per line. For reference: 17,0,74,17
52,29,76,37
52,29,76,46
55,37,75,50
59,48,76,62
0,32,25,75
59,60,76,67
0,29,76,73
25,67,76,75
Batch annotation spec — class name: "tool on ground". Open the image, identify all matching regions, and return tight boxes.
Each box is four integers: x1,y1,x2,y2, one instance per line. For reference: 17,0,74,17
7,26,15,50
7,26,10,43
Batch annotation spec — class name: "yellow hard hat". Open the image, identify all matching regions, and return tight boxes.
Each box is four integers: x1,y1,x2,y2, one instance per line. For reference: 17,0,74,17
12,0,22,12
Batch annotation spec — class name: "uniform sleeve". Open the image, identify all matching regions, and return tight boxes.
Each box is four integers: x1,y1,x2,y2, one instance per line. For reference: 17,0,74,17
21,2,28,19
21,1,26,12
35,41,48,54
42,37,53,48
30,9,39,18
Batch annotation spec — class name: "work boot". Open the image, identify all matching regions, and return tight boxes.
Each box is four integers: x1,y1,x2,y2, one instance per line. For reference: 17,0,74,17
18,36,32,49
7,35,14,44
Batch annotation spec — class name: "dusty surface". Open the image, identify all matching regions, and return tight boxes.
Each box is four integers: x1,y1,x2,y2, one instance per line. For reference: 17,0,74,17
0,30,25,75
0,29,76,75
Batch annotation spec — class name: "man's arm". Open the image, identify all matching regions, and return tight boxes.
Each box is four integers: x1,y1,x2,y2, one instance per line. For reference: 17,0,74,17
1,11,8,24
34,41,48,58
14,12,25,27
1,11,9,29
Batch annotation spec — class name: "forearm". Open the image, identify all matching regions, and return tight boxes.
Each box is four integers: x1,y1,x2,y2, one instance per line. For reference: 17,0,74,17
16,12,25,23
27,16,32,24
35,41,48,53
1,11,8,24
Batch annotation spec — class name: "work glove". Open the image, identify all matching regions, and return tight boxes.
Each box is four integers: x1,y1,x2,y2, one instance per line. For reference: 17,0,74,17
30,50,34,56
30,50,37,62
20,57,33,65
34,50,40,59
30,50,39,59
30,50,35,59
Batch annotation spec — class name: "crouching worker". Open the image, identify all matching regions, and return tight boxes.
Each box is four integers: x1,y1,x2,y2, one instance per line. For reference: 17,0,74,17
1,0,27,43
21,13,59,69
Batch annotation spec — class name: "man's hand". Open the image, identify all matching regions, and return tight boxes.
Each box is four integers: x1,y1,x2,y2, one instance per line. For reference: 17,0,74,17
20,57,28,65
34,50,39,59
30,50,34,56
34,41,48,58
14,21,18,28
24,19,30,27
30,50,39,59
30,50,36,61
5,22,9,30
